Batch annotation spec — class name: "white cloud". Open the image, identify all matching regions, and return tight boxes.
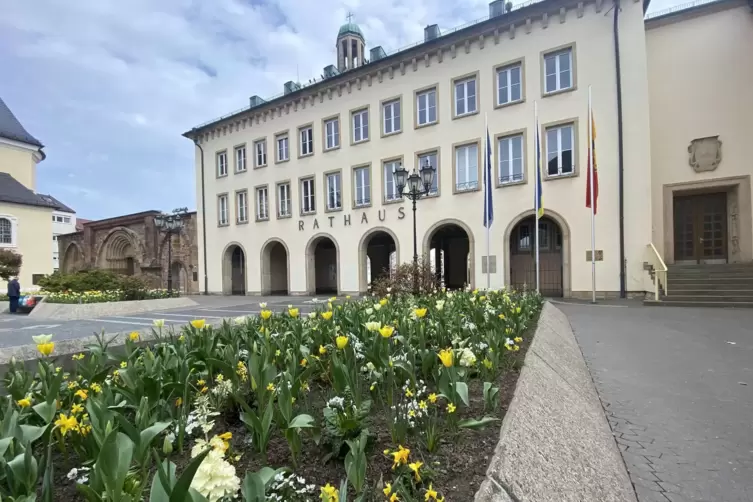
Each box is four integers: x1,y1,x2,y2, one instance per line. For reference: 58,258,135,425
0,0,679,219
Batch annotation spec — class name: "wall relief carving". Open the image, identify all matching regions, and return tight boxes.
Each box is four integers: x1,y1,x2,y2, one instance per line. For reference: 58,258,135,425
688,136,722,173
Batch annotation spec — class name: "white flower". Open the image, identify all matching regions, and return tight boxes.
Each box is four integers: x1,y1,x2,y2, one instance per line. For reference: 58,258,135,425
373,304,382,311
233,316,247,325
66,468,78,481
308,312,317,319
364,321,381,332
259,302,267,308
459,348,477,367
365,308,374,315
435,300,445,311
190,449,240,501
153,319,165,328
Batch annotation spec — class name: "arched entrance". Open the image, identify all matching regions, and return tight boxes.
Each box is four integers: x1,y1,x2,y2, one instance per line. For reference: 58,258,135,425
97,228,141,275
222,243,246,295
261,239,289,295
424,221,474,290
306,234,339,295
359,228,398,292
171,262,188,293
61,243,83,273
507,215,564,296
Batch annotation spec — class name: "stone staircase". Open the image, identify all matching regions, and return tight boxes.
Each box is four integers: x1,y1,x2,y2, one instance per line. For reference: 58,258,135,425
645,263,753,308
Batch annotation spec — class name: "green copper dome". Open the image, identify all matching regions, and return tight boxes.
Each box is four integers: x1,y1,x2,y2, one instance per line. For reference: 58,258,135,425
338,22,364,40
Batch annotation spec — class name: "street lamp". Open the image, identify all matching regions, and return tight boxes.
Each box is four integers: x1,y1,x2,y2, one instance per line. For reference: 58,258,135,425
394,158,436,293
154,208,189,295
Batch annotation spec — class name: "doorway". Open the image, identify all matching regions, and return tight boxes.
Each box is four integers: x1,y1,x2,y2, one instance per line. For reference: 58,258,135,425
307,235,339,294
427,223,472,290
508,216,563,296
673,192,727,264
223,244,247,295
261,240,289,295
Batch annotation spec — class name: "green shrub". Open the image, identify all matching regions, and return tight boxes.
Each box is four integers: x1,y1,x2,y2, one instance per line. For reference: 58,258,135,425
38,270,149,294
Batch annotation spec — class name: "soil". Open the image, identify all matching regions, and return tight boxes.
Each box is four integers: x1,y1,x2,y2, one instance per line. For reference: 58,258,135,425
50,327,534,501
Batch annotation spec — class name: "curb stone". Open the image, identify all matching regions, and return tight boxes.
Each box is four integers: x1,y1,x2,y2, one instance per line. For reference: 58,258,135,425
474,302,637,502
29,296,198,321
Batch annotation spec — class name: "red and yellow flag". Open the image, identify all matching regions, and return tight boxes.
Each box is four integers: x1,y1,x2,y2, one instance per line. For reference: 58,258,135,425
586,110,599,214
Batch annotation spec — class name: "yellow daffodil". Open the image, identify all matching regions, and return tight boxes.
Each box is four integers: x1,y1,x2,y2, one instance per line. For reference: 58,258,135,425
428,393,438,404
516,306,521,314
200,386,208,393
153,319,165,328
321,311,333,321
408,409,416,418
379,325,395,338
275,349,281,357
320,483,339,502
498,313,506,320
379,298,388,306
336,336,348,350
425,484,439,501
438,348,453,368
128,331,139,342
267,383,276,392
409,460,423,481
383,483,392,496
405,388,414,398
190,319,206,329
90,383,102,394
197,379,206,386
391,445,410,469
514,336,523,343
71,403,84,415
175,397,183,407
513,345,520,352
55,413,78,436
480,295,486,301
483,358,493,369
319,345,327,355
288,307,299,318
17,397,31,408
120,361,128,368
67,381,78,390
75,389,88,401
390,494,400,502
218,431,232,440
472,289,479,295
260,309,272,320
414,307,428,318
72,353,85,361
447,403,456,413
419,400,427,410
300,358,308,367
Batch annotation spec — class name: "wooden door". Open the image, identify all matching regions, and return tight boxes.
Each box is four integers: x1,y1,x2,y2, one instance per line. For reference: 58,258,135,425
673,193,727,264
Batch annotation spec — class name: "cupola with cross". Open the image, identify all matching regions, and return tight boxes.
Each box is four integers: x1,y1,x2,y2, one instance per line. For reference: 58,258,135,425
336,12,365,72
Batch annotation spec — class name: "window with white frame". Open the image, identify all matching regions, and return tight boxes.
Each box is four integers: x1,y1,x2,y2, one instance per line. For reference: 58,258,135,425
538,221,550,249
277,183,291,217
418,151,439,195
236,191,248,223
235,145,247,172
382,99,401,135
0,218,12,245
324,118,340,150
352,109,369,143
254,140,267,167
353,166,371,207
52,215,71,223
217,151,227,176
256,186,269,220
300,178,315,214
497,63,522,105
544,48,573,93
276,135,289,162
454,77,477,117
416,88,437,126
383,160,401,202
498,134,524,184
217,194,229,225
455,143,479,191
299,126,313,156
546,123,575,176
518,224,531,251
326,172,342,210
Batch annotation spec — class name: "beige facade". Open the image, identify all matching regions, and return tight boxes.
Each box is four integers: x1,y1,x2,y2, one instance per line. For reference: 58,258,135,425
187,0,748,297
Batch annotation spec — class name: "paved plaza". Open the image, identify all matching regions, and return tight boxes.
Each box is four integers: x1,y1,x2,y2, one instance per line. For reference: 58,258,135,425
0,295,328,348
559,301,753,502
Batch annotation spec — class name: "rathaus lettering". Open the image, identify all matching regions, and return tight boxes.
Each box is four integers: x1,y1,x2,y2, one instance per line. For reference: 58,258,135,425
298,207,406,231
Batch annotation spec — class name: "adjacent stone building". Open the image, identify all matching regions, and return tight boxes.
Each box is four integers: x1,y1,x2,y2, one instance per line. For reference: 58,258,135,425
57,210,200,293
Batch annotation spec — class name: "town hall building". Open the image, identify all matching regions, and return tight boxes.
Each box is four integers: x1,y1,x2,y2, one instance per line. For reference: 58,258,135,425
184,0,752,299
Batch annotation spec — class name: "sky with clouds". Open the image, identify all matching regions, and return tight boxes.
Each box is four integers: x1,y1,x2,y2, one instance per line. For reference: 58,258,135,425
1,0,683,220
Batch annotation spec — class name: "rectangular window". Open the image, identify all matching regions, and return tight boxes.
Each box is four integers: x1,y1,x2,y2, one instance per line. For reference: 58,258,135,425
416,88,437,126
382,99,401,135
326,172,342,210
324,118,340,150
235,145,247,172
300,126,313,156
352,109,369,143
455,143,479,191
418,151,439,195
256,187,269,221
383,160,401,202
276,135,289,162
300,178,316,214
518,224,531,251
63,216,70,223
544,48,573,93
353,166,371,207
216,151,227,176
254,140,267,167
277,183,291,217
454,77,477,117
497,64,522,105
498,134,524,184
236,191,248,223
538,221,550,249
217,194,228,225
546,123,575,176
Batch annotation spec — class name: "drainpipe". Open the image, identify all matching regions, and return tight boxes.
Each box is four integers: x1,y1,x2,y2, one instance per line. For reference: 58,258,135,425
613,0,627,298
192,130,209,295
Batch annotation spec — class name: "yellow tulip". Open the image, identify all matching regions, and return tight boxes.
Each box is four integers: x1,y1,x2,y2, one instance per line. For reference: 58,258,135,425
336,336,348,350
319,345,327,355
414,308,427,318
438,348,454,368
37,342,54,357
190,319,206,329
128,331,139,342
17,397,31,408
321,311,333,321
379,325,395,338
260,309,272,320
379,298,388,306
288,308,299,318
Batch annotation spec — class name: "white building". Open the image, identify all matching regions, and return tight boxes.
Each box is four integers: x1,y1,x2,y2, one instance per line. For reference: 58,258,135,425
38,194,77,272
184,0,753,300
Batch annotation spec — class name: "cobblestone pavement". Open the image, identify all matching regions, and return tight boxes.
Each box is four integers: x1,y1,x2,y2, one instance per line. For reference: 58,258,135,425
558,302,753,502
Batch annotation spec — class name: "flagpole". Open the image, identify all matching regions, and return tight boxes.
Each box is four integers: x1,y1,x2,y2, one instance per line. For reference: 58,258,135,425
588,86,596,304
485,113,491,290
534,101,540,295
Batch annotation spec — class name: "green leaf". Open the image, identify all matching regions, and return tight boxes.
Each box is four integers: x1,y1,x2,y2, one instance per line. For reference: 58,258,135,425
457,416,500,430
18,424,47,444
149,459,176,502
0,437,13,457
97,431,134,499
114,413,141,449
455,381,470,407
241,467,282,502
76,482,103,502
138,422,171,461
288,414,316,429
169,448,209,502
32,400,57,424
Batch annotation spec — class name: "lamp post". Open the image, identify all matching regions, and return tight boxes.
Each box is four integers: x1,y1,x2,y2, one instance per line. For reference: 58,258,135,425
394,158,436,293
154,208,188,295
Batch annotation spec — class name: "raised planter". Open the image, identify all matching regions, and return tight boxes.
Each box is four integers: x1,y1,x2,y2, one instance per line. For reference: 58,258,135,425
475,303,637,502
28,296,198,321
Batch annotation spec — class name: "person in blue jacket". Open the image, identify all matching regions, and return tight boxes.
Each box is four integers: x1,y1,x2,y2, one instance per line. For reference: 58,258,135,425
7,277,20,313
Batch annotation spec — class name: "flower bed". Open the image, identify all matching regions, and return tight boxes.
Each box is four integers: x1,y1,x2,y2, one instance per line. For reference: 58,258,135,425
43,288,179,303
1,289,541,501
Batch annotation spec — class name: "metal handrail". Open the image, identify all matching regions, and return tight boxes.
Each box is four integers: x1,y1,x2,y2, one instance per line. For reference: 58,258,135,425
646,243,668,299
